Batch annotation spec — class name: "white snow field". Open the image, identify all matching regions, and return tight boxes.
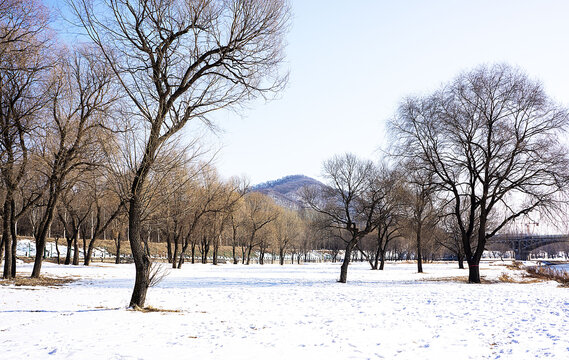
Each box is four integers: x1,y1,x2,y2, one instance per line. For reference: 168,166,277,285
1,261,568,359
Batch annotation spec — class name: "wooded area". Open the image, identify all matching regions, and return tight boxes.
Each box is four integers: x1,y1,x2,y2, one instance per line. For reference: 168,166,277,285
2,0,569,309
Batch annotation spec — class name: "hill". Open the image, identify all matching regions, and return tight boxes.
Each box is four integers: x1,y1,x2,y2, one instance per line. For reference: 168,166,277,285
252,175,324,209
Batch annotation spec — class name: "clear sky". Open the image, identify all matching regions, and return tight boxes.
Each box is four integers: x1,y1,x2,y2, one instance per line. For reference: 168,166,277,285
208,0,569,184
48,0,569,185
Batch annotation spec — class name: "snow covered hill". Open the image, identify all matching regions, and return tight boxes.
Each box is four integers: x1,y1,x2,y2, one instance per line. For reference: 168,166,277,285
252,174,325,209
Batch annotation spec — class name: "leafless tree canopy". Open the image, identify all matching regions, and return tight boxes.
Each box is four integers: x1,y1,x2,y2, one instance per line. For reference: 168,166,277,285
69,0,290,139
390,63,569,282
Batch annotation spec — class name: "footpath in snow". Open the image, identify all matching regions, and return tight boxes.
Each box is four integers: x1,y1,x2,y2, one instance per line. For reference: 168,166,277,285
1,261,568,359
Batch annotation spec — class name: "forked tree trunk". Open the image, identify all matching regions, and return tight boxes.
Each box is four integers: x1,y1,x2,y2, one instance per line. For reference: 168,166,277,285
371,245,380,270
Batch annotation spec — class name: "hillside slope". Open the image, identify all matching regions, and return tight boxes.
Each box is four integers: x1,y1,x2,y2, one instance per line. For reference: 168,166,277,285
252,174,324,209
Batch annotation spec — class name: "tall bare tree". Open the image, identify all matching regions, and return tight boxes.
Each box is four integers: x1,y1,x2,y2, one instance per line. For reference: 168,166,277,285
69,0,290,307
303,153,385,283
390,64,569,283
0,0,51,278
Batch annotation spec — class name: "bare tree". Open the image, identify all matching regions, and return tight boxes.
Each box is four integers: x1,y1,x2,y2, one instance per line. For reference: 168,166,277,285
81,170,125,266
390,64,569,283
0,0,52,278
240,192,278,265
31,47,117,277
176,165,240,268
355,165,404,270
402,165,439,273
69,0,290,307
272,207,301,265
302,153,385,283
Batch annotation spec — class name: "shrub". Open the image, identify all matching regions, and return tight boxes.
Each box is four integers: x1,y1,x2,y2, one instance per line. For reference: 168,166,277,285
525,266,569,286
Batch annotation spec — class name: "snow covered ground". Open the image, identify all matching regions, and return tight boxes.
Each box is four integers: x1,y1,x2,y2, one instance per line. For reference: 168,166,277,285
1,261,568,359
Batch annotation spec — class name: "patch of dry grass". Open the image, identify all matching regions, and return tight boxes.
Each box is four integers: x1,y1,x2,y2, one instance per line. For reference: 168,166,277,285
424,276,492,284
525,266,569,287
424,272,542,284
505,261,524,270
129,305,182,313
496,272,542,284
0,275,75,287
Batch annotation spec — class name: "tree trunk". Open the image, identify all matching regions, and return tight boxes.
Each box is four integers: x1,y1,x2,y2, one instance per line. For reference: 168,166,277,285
0,235,4,268
9,199,17,277
166,234,172,263
458,254,464,269
115,233,121,264
416,224,423,273
72,233,80,265
84,237,96,266
64,236,73,265
246,245,253,265
31,186,61,278
259,249,265,265
232,244,238,264
55,237,61,264
212,240,218,265
468,262,480,283
371,246,380,270
279,248,284,266
172,237,179,269
339,238,357,283
2,194,13,279
128,195,151,308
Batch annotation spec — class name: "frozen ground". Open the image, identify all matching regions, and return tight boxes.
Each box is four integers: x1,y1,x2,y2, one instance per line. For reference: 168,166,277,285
1,261,568,359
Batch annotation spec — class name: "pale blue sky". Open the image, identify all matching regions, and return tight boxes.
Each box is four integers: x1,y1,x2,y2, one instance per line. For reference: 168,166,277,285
48,0,569,184
211,0,569,184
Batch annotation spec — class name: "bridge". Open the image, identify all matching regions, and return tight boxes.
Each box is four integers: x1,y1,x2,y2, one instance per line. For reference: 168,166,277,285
487,234,569,260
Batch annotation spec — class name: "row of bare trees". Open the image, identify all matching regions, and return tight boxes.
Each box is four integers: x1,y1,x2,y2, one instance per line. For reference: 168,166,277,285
1,0,292,309
303,64,569,284
0,0,125,279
